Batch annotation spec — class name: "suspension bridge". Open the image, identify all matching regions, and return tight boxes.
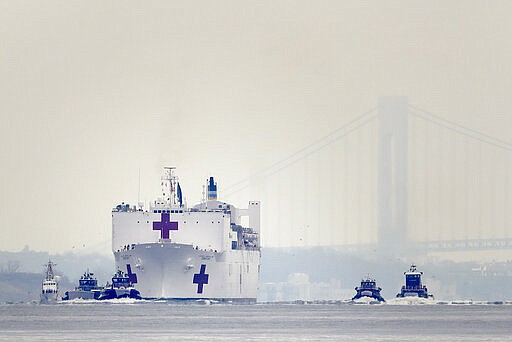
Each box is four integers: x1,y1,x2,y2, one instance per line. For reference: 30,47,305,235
223,96,512,254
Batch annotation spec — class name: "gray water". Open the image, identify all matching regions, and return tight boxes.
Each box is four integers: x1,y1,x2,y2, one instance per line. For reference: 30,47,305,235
0,302,511,341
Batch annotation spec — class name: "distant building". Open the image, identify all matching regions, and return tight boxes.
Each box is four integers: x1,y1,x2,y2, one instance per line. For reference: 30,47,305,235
258,273,351,302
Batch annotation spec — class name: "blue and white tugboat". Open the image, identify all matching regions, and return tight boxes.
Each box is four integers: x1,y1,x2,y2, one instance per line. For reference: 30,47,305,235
352,276,385,303
62,270,103,300
396,264,433,299
98,269,141,300
40,260,60,304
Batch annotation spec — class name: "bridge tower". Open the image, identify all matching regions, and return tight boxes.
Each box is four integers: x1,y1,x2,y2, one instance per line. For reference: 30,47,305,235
378,96,409,254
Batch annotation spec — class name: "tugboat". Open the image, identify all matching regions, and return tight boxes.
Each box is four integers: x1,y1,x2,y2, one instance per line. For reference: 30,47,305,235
62,270,103,300
98,269,141,300
40,260,60,304
352,276,385,302
396,264,433,299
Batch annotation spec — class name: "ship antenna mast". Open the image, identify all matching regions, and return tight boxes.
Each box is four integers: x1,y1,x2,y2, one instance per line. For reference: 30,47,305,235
162,167,178,208
137,168,141,204
44,260,56,281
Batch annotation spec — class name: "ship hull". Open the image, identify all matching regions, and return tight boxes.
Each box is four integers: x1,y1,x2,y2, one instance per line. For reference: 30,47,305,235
98,288,141,300
396,290,430,299
40,293,59,304
352,290,385,302
63,290,101,300
114,242,259,301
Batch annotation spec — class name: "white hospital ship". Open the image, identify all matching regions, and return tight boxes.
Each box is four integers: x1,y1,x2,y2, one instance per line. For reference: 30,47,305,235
112,168,261,303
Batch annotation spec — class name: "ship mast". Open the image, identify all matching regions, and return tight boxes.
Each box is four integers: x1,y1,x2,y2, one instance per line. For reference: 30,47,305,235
161,167,179,208
44,260,56,281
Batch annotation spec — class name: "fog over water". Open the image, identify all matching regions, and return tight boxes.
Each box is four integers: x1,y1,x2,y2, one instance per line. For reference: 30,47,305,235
1,1,512,255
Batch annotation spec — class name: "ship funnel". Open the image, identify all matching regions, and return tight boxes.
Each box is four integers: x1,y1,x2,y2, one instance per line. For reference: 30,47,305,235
207,176,217,200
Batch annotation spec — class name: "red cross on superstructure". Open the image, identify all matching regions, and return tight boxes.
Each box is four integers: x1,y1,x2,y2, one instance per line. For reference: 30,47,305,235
153,212,178,239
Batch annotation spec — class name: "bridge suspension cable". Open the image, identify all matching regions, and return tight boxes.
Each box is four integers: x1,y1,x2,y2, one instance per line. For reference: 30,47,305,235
409,104,512,153
409,103,512,247
223,107,377,197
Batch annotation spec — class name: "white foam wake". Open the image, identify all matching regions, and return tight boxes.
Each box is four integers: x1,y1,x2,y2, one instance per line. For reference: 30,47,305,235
351,297,383,305
60,298,142,304
386,297,436,305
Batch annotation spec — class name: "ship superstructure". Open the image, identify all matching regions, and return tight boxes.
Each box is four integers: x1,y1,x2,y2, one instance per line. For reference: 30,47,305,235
40,260,59,304
396,264,433,299
112,168,261,302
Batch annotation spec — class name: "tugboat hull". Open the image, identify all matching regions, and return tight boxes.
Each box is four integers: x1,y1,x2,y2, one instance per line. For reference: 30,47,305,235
40,293,60,304
63,290,102,300
98,288,141,300
352,290,385,302
396,288,430,299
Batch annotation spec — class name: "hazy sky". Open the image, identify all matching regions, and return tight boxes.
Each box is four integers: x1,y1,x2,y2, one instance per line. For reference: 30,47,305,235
1,1,512,254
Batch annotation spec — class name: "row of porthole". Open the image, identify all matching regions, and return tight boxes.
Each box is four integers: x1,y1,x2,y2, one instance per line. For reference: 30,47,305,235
153,209,184,213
